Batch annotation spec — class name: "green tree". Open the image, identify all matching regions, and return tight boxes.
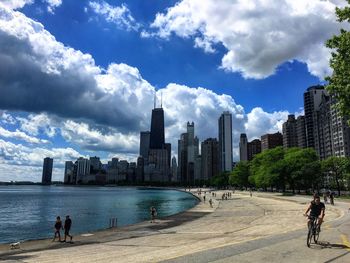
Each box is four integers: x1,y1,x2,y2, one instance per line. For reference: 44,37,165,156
322,156,350,196
210,172,230,188
326,1,350,123
283,148,320,193
229,161,250,188
249,147,285,190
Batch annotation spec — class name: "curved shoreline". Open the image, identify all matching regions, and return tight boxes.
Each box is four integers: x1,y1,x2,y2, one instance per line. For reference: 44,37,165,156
1,190,345,262
0,187,202,250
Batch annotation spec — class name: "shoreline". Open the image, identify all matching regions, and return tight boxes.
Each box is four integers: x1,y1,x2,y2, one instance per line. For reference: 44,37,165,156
0,187,204,254
0,191,345,262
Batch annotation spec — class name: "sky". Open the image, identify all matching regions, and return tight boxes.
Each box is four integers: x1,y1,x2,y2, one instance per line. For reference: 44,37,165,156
0,0,347,182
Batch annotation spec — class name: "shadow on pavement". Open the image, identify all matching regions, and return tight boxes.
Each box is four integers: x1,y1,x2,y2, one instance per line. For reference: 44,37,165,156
310,241,350,250
0,254,38,261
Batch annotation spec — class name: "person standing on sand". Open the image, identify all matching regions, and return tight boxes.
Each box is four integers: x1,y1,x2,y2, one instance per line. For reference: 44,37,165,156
63,215,73,242
52,216,63,242
150,206,157,223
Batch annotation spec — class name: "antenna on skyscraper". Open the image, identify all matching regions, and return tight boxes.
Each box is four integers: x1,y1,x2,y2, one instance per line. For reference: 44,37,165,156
154,92,156,109
161,92,163,108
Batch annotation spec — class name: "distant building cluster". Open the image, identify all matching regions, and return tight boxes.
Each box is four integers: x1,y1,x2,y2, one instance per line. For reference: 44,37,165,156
58,100,233,185
40,85,349,185
239,85,350,161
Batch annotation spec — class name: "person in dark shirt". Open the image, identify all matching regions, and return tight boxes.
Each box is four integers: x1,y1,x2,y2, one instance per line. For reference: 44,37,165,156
52,216,62,242
63,215,73,242
304,194,325,232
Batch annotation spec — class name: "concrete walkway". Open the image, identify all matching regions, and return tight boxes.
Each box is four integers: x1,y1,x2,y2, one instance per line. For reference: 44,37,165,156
0,190,343,262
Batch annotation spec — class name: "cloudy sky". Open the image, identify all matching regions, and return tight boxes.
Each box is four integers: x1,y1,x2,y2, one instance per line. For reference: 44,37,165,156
0,0,346,182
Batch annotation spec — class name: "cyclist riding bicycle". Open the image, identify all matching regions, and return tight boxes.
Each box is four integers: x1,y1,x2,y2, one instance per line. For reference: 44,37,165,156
303,194,325,232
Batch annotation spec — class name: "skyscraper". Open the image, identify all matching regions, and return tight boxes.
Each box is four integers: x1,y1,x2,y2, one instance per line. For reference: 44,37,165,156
218,111,233,172
201,138,219,180
282,115,298,148
42,157,53,185
304,85,327,148
149,108,165,149
239,133,248,161
64,161,74,184
247,139,261,161
296,116,307,148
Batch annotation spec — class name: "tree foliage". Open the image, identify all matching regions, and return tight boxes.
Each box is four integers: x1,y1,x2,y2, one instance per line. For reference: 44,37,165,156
326,1,350,123
322,156,350,196
229,161,250,188
210,172,230,188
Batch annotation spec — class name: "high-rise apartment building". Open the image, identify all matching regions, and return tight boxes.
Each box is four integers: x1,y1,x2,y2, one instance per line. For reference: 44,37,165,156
239,133,248,161
296,116,307,148
90,156,102,172
42,157,53,185
282,115,298,148
247,139,261,160
64,161,74,184
201,138,219,180
304,85,327,149
76,157,90,183
177,122,199,184
218,111,233,172
261,132,283,151
178,132,188,183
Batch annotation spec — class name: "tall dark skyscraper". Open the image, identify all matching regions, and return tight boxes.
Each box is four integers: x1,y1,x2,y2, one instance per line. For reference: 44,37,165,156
149,108,165,149
42,157,53,185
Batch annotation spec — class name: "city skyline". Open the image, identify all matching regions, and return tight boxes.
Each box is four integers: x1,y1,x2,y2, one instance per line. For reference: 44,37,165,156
0,0,345,182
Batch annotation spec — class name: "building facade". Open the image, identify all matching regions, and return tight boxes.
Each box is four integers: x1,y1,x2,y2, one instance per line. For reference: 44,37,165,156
261,132,283,151
201,138,219,181
239,133,248,161
247,139,262,161
282,115,298,148
42,157,53,185
218,111,233,172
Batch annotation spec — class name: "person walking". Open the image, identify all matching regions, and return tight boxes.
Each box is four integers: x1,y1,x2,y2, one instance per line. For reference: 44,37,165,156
209,198,213,208
63,215,73,242
52,216,63,242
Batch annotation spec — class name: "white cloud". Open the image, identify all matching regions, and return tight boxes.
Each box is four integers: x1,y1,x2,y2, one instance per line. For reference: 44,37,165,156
0,0,33,10
245,107,290,140
43,0,62,14
60,120,139,153
147,0,348,79
0,139,83,181
0,126,50,144
17,113,56,137
1,111,17,125
88,1,140,31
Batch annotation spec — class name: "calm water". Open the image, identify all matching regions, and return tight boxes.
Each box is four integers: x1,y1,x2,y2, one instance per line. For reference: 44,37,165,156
0,186,198,244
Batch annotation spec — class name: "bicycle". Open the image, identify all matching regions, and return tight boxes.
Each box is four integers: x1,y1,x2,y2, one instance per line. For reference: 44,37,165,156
306,216,319,247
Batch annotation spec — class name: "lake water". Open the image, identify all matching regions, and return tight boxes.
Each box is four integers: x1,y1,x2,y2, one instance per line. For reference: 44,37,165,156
0,186,198,244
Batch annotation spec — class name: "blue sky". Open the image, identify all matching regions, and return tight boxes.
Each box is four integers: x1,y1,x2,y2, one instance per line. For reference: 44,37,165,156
0,0,345,182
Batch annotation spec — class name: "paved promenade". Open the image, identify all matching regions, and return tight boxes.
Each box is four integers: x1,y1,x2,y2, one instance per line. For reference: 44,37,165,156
0,190,346,262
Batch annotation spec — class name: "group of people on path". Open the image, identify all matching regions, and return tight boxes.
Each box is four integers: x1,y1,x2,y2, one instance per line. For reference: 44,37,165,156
53,215,73,243
323,191,335,205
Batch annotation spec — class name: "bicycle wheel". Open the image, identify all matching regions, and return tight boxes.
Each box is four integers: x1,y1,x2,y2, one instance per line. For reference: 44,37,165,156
307,227,312,247
314,228,319,244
